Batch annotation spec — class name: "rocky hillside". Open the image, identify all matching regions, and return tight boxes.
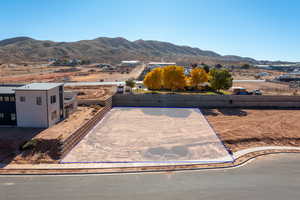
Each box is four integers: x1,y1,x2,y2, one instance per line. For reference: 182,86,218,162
0,36,257,64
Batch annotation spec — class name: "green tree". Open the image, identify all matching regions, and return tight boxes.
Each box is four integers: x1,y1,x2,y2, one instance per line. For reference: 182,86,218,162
215,64,223,69
241,63,251,69
125,78,136,91
202,64,210,73
209,68,233,91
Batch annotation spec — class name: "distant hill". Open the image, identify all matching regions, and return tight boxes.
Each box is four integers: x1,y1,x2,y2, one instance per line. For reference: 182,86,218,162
0,36,285,65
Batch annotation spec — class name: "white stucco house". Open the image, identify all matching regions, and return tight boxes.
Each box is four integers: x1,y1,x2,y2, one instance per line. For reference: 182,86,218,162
0,83,77,128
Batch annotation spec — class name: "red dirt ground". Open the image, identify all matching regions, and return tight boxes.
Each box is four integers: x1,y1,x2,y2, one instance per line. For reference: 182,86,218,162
204,109,300,152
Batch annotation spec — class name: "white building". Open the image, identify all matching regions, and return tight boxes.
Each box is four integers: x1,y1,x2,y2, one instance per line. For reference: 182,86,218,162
14,83,64,128
147,62,176,70
121,60,140,67
0,83,77,128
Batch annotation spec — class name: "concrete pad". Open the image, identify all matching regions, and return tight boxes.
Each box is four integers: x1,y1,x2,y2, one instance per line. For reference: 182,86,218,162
62,107,233,164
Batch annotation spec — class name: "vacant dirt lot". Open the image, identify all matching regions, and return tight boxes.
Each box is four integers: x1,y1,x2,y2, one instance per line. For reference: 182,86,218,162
232,81,295,95
62,108,232,163
231,68,283,80
70,64,145,82
0,64,145,83
204,109,300,152
65,85,116,100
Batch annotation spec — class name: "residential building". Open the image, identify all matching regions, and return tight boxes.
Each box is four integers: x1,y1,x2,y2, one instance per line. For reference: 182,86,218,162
0,85,20,126
0,83,77,128
147,62,176,70
120,60,140,67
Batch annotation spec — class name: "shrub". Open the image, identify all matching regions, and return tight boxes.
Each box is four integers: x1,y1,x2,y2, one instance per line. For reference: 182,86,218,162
20,139,39,151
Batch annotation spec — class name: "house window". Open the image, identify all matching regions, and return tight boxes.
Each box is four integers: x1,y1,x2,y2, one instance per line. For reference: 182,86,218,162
36,96,42,105
11,113,16,121
10,96,15,102
20,96,26,102
0,113,4,119
50,95,56,104
51,110,57,120
4,96,9,102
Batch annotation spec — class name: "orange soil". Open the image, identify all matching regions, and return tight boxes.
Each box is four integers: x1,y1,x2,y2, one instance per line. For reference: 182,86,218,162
204,109,300,152
65,86,116,100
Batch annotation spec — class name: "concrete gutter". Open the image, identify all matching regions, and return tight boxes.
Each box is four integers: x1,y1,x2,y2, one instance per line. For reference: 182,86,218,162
0,146,299,175
232,146,300,159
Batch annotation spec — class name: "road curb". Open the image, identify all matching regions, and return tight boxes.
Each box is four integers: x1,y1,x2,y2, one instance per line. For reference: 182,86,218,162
0,147,300,175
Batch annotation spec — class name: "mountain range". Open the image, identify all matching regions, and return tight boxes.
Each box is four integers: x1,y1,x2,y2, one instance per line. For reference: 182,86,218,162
0,36,289,65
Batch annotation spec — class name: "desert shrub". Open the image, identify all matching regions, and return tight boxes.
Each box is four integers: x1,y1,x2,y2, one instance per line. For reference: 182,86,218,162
20,139,39,151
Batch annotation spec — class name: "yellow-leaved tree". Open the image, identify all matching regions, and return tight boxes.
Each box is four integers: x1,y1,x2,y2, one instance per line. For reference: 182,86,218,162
162,65,186,91
190,67,209,89
143,68,163,90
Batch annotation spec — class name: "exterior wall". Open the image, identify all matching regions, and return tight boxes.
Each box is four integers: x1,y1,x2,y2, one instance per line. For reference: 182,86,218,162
47,87,63,127
15,87,63,128
64,91,78,116
113,94,300,108
15,90,48,127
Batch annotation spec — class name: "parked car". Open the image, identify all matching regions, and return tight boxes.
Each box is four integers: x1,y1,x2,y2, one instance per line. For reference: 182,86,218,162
232,87,262,95
117,85,124,94
232,87,248,95
250,89,262,95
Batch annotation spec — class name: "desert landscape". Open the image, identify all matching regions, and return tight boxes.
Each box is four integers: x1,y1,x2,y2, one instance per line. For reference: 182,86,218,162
204,109,300,152
0,63,145,83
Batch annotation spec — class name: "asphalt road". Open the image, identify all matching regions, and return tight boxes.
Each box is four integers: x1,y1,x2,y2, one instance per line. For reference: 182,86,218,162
1,153,300,200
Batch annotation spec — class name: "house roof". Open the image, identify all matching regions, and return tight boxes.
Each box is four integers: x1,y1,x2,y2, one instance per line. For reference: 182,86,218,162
0,84,24,94
14,83,64,91
148,62,176,65
0,87,17,94
121,60,140,64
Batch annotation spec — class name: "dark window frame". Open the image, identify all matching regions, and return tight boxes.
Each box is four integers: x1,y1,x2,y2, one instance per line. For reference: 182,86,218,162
50,95,56,104
20,96,26,102
36,96,42,105
11,113,16,121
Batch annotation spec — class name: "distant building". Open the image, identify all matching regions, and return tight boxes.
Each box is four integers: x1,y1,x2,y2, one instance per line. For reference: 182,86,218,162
276,72,300,82
257,72,270,77
0,83,77,128
121,60,140,67
147,62,176,70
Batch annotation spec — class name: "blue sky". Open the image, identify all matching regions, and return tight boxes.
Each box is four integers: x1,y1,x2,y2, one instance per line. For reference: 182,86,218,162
0,0,299,61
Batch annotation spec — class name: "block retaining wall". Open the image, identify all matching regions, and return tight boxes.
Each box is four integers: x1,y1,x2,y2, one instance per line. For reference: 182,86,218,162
77,99,107,106
112,94,300,108
60,97,112,159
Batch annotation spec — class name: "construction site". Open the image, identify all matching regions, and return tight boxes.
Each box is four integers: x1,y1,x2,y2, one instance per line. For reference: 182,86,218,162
1,62,300,169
